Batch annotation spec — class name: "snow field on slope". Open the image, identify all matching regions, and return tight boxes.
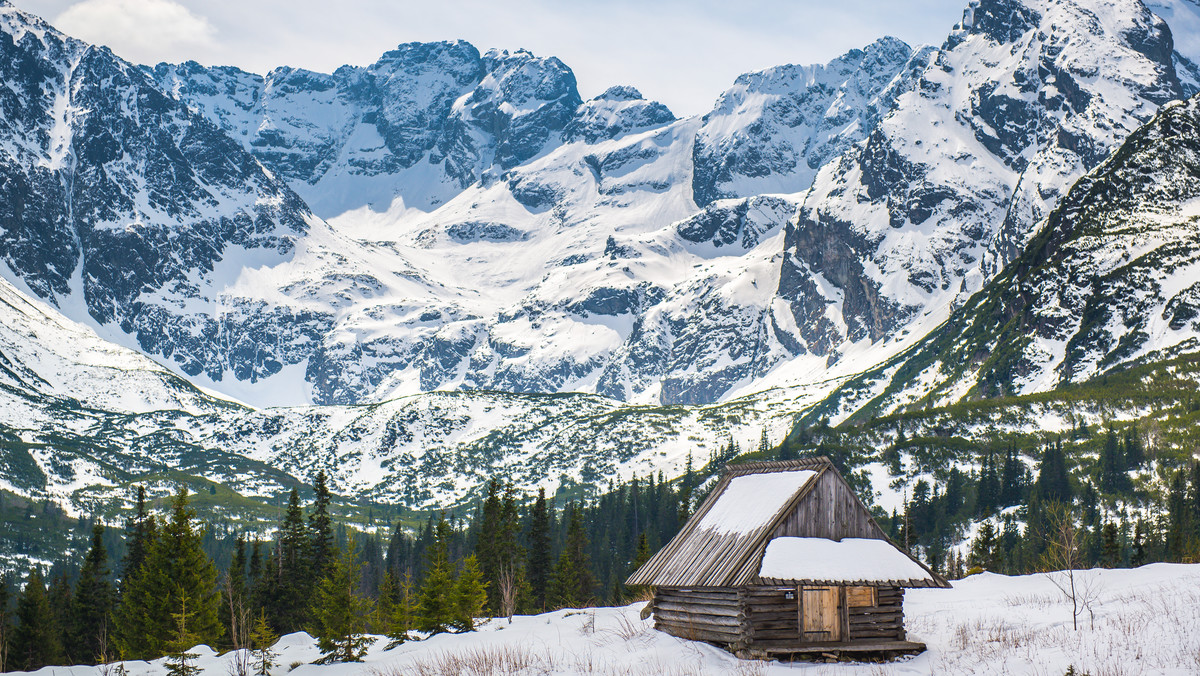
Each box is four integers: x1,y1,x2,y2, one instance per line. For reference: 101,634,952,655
17,564,1200,676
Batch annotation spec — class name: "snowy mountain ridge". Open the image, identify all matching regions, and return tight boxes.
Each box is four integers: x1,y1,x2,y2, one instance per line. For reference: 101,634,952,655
3,0,1200,531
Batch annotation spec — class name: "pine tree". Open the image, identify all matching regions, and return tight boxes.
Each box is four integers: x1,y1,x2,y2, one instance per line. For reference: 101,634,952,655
1131,520,1147,567
384,572,416,648
968,522,998,571
1099,427,1130,494
549,504,593,608
0,580,10,673
310,542,376,663
309,472,335,586
268,488,311,632
416,517,457,635
758,428,770,456
625,532,652,599
1123,425,1145,470
164,593,202,676
525,489,552,613
73,524,114,664
11,569,63,670
248,612,278,676
120,486,156,594
1100,521,1120,568
451,555,487,632
475,479,503,614
1034,440,1073,505
118,487,222,659
46,572,72,663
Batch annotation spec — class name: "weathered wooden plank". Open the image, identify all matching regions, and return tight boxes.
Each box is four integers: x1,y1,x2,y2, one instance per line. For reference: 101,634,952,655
655,623,743,642
654,610,743,628
654,600,742,614
800,585,840,642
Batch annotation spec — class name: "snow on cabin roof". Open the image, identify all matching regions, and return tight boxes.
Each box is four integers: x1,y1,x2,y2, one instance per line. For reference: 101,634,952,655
695,470,817,535
627,457,950,589
759,537,936,585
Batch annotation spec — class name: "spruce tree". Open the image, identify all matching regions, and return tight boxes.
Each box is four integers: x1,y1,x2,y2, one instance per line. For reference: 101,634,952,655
46,572,72,663
120,486,156,594
248,612,278,676
968,522,998,571
1100,521,1121,568
1123,425,1145,469
475,479,503,614
451,555,487,632
118,487,222,658
164,592,202,676
384,572,415,648
310,542,376,663
525,489,552,613
269,488,311,631
416,517,457,634
0,579,10,673
309,472,335,586
1034,440,1073,505
1099,427,1130,494
11,569,63,670
549,504,593,608
73,524,115,664
758,428,770,456
1132,520,1147,567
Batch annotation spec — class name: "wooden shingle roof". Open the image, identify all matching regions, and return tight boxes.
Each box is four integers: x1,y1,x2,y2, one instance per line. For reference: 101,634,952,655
626,457,950,589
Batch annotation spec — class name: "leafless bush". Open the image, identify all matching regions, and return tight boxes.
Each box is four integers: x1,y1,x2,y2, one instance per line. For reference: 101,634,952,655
1041,503,1102,630
224,572,252,676
496,565,520,623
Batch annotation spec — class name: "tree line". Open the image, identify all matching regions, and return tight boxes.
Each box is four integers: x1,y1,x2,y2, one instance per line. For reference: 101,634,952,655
0,464,702,671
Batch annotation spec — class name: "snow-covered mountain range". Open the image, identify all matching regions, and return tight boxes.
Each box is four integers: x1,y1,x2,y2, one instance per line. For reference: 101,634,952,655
3,0,1200,521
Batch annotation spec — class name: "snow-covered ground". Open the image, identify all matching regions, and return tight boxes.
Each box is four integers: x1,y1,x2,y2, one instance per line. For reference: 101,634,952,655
19,564,1200,676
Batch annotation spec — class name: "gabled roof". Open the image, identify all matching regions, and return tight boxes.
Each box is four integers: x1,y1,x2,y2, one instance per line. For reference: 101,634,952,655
626,457,950,589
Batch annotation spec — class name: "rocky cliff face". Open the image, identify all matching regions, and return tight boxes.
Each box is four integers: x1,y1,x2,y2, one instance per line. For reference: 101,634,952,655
774,0,1191,372
0,2,312,391
2,0,1199,411
823,92,1200,418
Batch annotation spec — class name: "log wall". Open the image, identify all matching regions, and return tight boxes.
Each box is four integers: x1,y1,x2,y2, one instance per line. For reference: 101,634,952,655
847,586,905,642
652,585,907,650
651,588,749,649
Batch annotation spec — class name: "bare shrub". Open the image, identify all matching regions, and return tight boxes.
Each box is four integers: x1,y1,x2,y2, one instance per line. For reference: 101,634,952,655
1041,503,1102,630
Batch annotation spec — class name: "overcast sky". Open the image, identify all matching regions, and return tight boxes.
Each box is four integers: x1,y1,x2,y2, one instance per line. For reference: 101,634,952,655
14,0,967,116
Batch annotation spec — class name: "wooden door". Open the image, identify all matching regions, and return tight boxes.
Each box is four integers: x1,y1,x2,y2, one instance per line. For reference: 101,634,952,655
800,585,841,642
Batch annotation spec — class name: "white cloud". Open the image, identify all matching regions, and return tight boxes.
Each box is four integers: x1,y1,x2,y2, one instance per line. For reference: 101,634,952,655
52,0,217,64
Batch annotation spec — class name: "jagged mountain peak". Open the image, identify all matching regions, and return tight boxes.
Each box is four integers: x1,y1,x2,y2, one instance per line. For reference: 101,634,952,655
815,91,1200,420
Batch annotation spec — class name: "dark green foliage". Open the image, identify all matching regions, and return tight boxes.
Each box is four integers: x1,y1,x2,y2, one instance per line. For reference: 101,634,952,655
450,555,487,632
310,542,376,663
262,488,310,632
72,524,115,664
549,503,593,609
164,593,202,676
524,488,552,613
309,471,335,586
1099,427,1131,494
12,569,63,670
248,611,278,676
475,479,523,615
46,572,72,662
416,517,457,634
1035,440,1073,505
117,488,222,659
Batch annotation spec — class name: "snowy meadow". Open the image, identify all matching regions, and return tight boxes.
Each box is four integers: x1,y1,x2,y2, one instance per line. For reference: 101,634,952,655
17,564,1200,676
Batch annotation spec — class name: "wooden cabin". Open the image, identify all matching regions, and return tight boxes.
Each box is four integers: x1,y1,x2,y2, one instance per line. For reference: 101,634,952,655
627,457,950,660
